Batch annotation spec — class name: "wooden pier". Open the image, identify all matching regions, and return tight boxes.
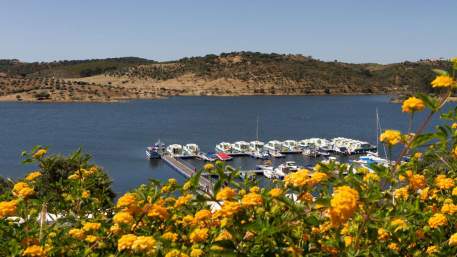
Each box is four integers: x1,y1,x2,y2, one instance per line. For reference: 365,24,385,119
161,154,214,193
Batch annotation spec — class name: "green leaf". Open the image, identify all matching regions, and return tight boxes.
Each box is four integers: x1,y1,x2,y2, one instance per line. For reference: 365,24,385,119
410,133,435,148
432,69,449,76
417,93,439,112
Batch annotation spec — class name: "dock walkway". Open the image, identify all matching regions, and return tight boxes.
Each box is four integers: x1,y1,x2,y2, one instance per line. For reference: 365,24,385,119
161,154,213,193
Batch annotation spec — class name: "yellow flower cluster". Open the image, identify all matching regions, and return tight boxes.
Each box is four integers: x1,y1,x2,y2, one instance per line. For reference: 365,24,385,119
268,188,283,198
449,233,457,246
394,186,409,200
363,173,380,183
203,163,214,171
25,171,42,181
175,194,193,207
162,232,178,242
426,245,438,255
22,245,45,257
409,174,426,190
328,186,359,226
68,228,85,240
435,175,454,190
193,209,211,224
428,213,447,229
131,236,156,253
32,148,47,159
377,228,389,241
118,234,138,251
391,218,408,232
216,187,236,201
147,203,169,220
241,192,263,206
190,228,209,243
441,200,457,215
284,169,310,187
12,182,34,198
214,201,241,218
166,249,190,257
380,130,401,145
82,222,101,232
431,75,455,88
402,96,425,113
113,211,134,225
0,200,17,219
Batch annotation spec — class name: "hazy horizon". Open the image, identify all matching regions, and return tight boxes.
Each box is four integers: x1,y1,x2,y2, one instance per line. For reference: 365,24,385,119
2,0,456,64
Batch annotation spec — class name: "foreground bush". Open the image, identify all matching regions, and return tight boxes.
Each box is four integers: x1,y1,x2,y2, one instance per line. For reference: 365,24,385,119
0,60,456,256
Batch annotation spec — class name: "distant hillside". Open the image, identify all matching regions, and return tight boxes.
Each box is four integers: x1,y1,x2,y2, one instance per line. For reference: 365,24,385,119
0,53,452,102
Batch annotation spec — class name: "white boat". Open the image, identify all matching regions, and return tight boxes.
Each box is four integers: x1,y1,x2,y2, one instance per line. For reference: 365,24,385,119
281,140,302,153
269,150,285,158
352,153,389,166
273,161,300,177
258,165,283,179
264,140,283,153
248,141,269,159
231,141,250,155
249,140,264,152
215,142,233,154
166,144,185,157
182,143,199,158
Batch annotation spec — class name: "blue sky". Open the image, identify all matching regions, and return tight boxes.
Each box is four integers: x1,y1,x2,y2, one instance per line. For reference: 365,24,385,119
1,0,455,63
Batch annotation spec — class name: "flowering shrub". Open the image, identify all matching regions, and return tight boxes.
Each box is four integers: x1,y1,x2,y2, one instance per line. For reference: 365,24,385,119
0,60,456,256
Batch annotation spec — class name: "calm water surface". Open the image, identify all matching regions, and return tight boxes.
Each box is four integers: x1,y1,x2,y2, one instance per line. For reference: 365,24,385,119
0,96,453,195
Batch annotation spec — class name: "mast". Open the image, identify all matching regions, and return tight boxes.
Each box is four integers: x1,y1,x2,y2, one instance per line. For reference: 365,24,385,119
256,115,259,141
376,108,379,154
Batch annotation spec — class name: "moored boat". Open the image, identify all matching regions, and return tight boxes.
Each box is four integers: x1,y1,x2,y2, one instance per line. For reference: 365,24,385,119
145,140,165,159
166,144,185,158
182,143,199,158
231,141,250,155
215,142,233,154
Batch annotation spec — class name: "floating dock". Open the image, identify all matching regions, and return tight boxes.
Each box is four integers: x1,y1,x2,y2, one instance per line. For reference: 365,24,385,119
161,154,214,193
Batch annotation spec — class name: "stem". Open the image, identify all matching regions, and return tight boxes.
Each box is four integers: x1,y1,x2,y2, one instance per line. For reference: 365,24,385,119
394,90,452,169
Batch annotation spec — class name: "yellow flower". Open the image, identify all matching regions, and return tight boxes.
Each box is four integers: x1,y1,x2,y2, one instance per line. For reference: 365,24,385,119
25,171,42,181
216,187,236,201
308,172,328,186
118,234,137,251
380,130,401,145
241,192,263,206
377,228,389,241
268,188,283,198
452,187,457,196
175,194,193,207
203,163,214,171
12,182,34,198
147,203,168,220
193,209,211,223
340,236,351,248
214,201,241,218
113,211,134,225
299,192,313,202
215,230,233,241
284,169,309,187
394,186,409,200
387,243,399,252
190,249,204,257
402,96,425,113
85,235,98,243
161,232,178,242
110,224,121,234
33,149,47,159
409,174,426,190
428,213,447,229
190,228,208,243
81,190,90,199
250,186,260,193
452,123,457,129
182,181,192,191
414,152,423,159
391,218,408,232
117,192,138,210
363,173,380,183
132,236,156,253
168,178,177,185
454,146,457,158
431,75,455,88
22,245,45,257
68,228,85,240
82,222,101,232
441,201,457,215
68,174,80,180
435,175,454,190
0,200,18,219
329,186,359,226
166,250,189,257
449,233,457,246
426,245,438,255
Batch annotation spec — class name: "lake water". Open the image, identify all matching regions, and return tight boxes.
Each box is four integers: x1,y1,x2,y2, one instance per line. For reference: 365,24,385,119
0,96,452,195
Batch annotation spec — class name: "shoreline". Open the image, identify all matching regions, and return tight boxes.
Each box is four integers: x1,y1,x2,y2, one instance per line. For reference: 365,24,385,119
0,93,395,103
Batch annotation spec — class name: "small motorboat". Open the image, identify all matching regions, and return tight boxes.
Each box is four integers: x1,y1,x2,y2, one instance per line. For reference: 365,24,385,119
231,141,250,156
166,144,185,158
182,143,199,158
269,150,285,158
145,140,165,159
